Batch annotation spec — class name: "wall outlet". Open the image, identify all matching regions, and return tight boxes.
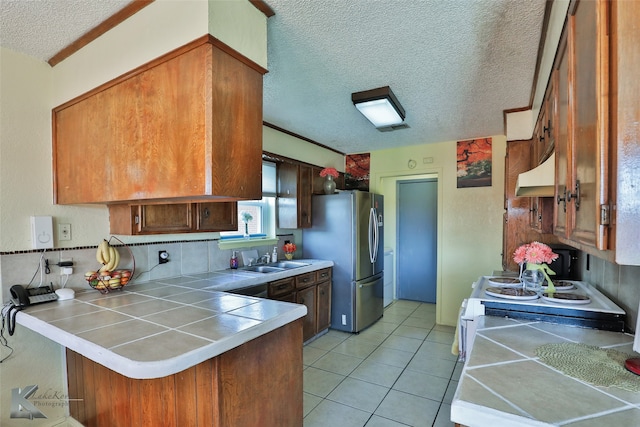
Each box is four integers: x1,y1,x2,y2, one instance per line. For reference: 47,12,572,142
61,267,73,275
159,250,170,264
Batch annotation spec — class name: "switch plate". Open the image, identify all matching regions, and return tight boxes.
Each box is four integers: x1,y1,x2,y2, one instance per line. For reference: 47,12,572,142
31,216,54,249
58,223,71,241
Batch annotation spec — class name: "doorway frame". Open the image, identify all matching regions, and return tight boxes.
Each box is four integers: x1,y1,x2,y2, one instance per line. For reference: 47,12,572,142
374,169,444,323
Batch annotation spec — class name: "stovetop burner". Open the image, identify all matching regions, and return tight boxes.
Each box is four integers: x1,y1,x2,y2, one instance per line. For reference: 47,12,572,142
467,276,626,332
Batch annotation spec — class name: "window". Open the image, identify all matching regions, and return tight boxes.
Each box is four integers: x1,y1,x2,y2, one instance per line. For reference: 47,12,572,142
221,161,276,238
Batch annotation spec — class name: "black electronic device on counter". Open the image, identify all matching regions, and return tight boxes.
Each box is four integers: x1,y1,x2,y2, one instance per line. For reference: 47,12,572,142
5,284,58,336
10,284,58,307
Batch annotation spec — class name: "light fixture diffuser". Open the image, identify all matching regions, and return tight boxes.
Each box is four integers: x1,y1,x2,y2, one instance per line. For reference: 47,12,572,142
352,86,406,128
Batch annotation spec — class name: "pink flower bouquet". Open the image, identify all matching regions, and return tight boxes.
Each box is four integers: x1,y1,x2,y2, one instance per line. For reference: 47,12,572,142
513,242,559,292
319,167,339,178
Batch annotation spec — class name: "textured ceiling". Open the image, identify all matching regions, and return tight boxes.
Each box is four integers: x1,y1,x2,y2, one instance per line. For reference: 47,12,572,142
0,0,130,61
0,0,546,154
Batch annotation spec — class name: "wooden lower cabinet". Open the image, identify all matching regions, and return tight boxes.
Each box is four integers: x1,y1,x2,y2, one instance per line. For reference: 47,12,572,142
267,268,332,342
66,319,303,427
296,285,317,341
316,280,331,332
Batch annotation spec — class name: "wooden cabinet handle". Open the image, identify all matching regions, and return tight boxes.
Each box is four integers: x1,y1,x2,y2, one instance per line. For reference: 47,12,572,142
567,180,581,210
557,189,567,213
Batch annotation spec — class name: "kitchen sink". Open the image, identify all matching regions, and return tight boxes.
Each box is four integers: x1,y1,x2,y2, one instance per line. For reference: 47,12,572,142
270,261,310,269
242,266,285,273
240,261,309,273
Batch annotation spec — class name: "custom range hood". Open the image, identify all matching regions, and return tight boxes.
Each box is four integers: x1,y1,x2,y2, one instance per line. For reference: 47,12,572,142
515,153,555,197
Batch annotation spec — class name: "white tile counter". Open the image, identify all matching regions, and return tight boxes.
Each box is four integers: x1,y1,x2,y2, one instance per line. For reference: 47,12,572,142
451,316,640,426
15,259,331,379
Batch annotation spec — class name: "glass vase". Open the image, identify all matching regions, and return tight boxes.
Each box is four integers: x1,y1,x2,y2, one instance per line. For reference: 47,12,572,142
243,222,250,240
323,175,336,195
285,253,294,260
522,268,545,292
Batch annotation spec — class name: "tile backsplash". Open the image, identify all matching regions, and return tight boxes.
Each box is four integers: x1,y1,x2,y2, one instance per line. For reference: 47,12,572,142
0,235,296,304
3,237,638,333
576,253,640,333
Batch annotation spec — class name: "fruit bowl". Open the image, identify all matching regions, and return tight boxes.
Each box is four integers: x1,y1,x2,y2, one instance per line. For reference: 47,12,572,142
86,236,135,294
85,269,132,294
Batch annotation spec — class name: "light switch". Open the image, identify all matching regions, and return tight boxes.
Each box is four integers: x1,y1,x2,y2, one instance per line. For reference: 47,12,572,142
31,216,54,249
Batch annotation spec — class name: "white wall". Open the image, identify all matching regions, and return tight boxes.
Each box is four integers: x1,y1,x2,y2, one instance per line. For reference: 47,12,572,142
263,126,344,171
370,136,506,326
0,2,269,424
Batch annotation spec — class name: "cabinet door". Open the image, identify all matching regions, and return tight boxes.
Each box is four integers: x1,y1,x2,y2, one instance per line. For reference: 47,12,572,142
53,38,264,205
296,286,316,342
554,31,570,239
277,162,298,229
277,162,312,229
196,202,237,232
298,165,312,228
316,281,331,333
568,0,609,249
138,204,193,234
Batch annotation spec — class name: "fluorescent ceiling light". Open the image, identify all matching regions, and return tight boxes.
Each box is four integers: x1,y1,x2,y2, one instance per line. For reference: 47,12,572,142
352,86,405,128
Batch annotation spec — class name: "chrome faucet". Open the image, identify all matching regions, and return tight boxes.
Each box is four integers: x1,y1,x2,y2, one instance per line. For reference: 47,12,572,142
259,253,271,264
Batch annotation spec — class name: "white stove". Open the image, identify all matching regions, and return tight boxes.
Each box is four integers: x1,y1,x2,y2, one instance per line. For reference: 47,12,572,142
458,276,626,362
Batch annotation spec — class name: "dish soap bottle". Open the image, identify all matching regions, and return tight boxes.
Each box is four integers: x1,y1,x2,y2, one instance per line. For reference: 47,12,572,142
272,246,278,263
230,251,238,269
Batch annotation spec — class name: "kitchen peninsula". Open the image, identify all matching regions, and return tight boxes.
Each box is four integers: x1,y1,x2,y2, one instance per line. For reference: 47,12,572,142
452,316,640,426
14,260,332,427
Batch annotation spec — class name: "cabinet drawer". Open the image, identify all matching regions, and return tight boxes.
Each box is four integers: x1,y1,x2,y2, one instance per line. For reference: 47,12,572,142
268,278,295,298
315,268,331,283
295,272,316,289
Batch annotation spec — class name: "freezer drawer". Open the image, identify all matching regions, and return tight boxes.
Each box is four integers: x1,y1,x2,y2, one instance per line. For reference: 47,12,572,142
355,273,384,332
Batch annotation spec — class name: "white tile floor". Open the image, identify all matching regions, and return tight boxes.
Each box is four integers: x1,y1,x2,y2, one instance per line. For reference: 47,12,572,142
303,300,463,427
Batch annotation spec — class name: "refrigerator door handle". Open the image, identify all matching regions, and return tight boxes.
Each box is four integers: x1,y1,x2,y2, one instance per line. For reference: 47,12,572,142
368,208,377,263
372,208,379,263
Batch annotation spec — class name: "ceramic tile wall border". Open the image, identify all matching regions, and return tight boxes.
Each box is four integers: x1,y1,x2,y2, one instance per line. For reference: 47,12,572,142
0,235,295,303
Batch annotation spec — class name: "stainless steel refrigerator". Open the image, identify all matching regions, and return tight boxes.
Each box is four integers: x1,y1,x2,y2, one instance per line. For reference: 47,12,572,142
302,191,384,332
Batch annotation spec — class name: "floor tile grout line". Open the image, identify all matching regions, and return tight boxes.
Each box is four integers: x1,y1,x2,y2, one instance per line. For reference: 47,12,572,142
303,301,458,426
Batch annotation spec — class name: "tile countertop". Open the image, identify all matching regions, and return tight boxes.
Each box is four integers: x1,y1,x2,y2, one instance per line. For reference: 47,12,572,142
15,259,332,380
451,316,640,427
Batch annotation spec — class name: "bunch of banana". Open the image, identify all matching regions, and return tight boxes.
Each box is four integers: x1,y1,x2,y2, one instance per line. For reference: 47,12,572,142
96,239,120,273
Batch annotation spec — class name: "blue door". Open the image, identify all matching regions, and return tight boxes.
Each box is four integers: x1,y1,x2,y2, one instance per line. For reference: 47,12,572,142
396,179,437,303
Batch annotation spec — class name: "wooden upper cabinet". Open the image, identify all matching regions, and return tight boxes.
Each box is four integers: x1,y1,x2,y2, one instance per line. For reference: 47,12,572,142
53,36,266,205
568,0,605,248
108,201,237,235
277,162,312,229
553,0,640,265
554,31,570,241
196,202,237,232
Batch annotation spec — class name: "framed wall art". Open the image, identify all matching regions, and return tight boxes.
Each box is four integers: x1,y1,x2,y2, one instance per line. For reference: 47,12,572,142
456,137,492,188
